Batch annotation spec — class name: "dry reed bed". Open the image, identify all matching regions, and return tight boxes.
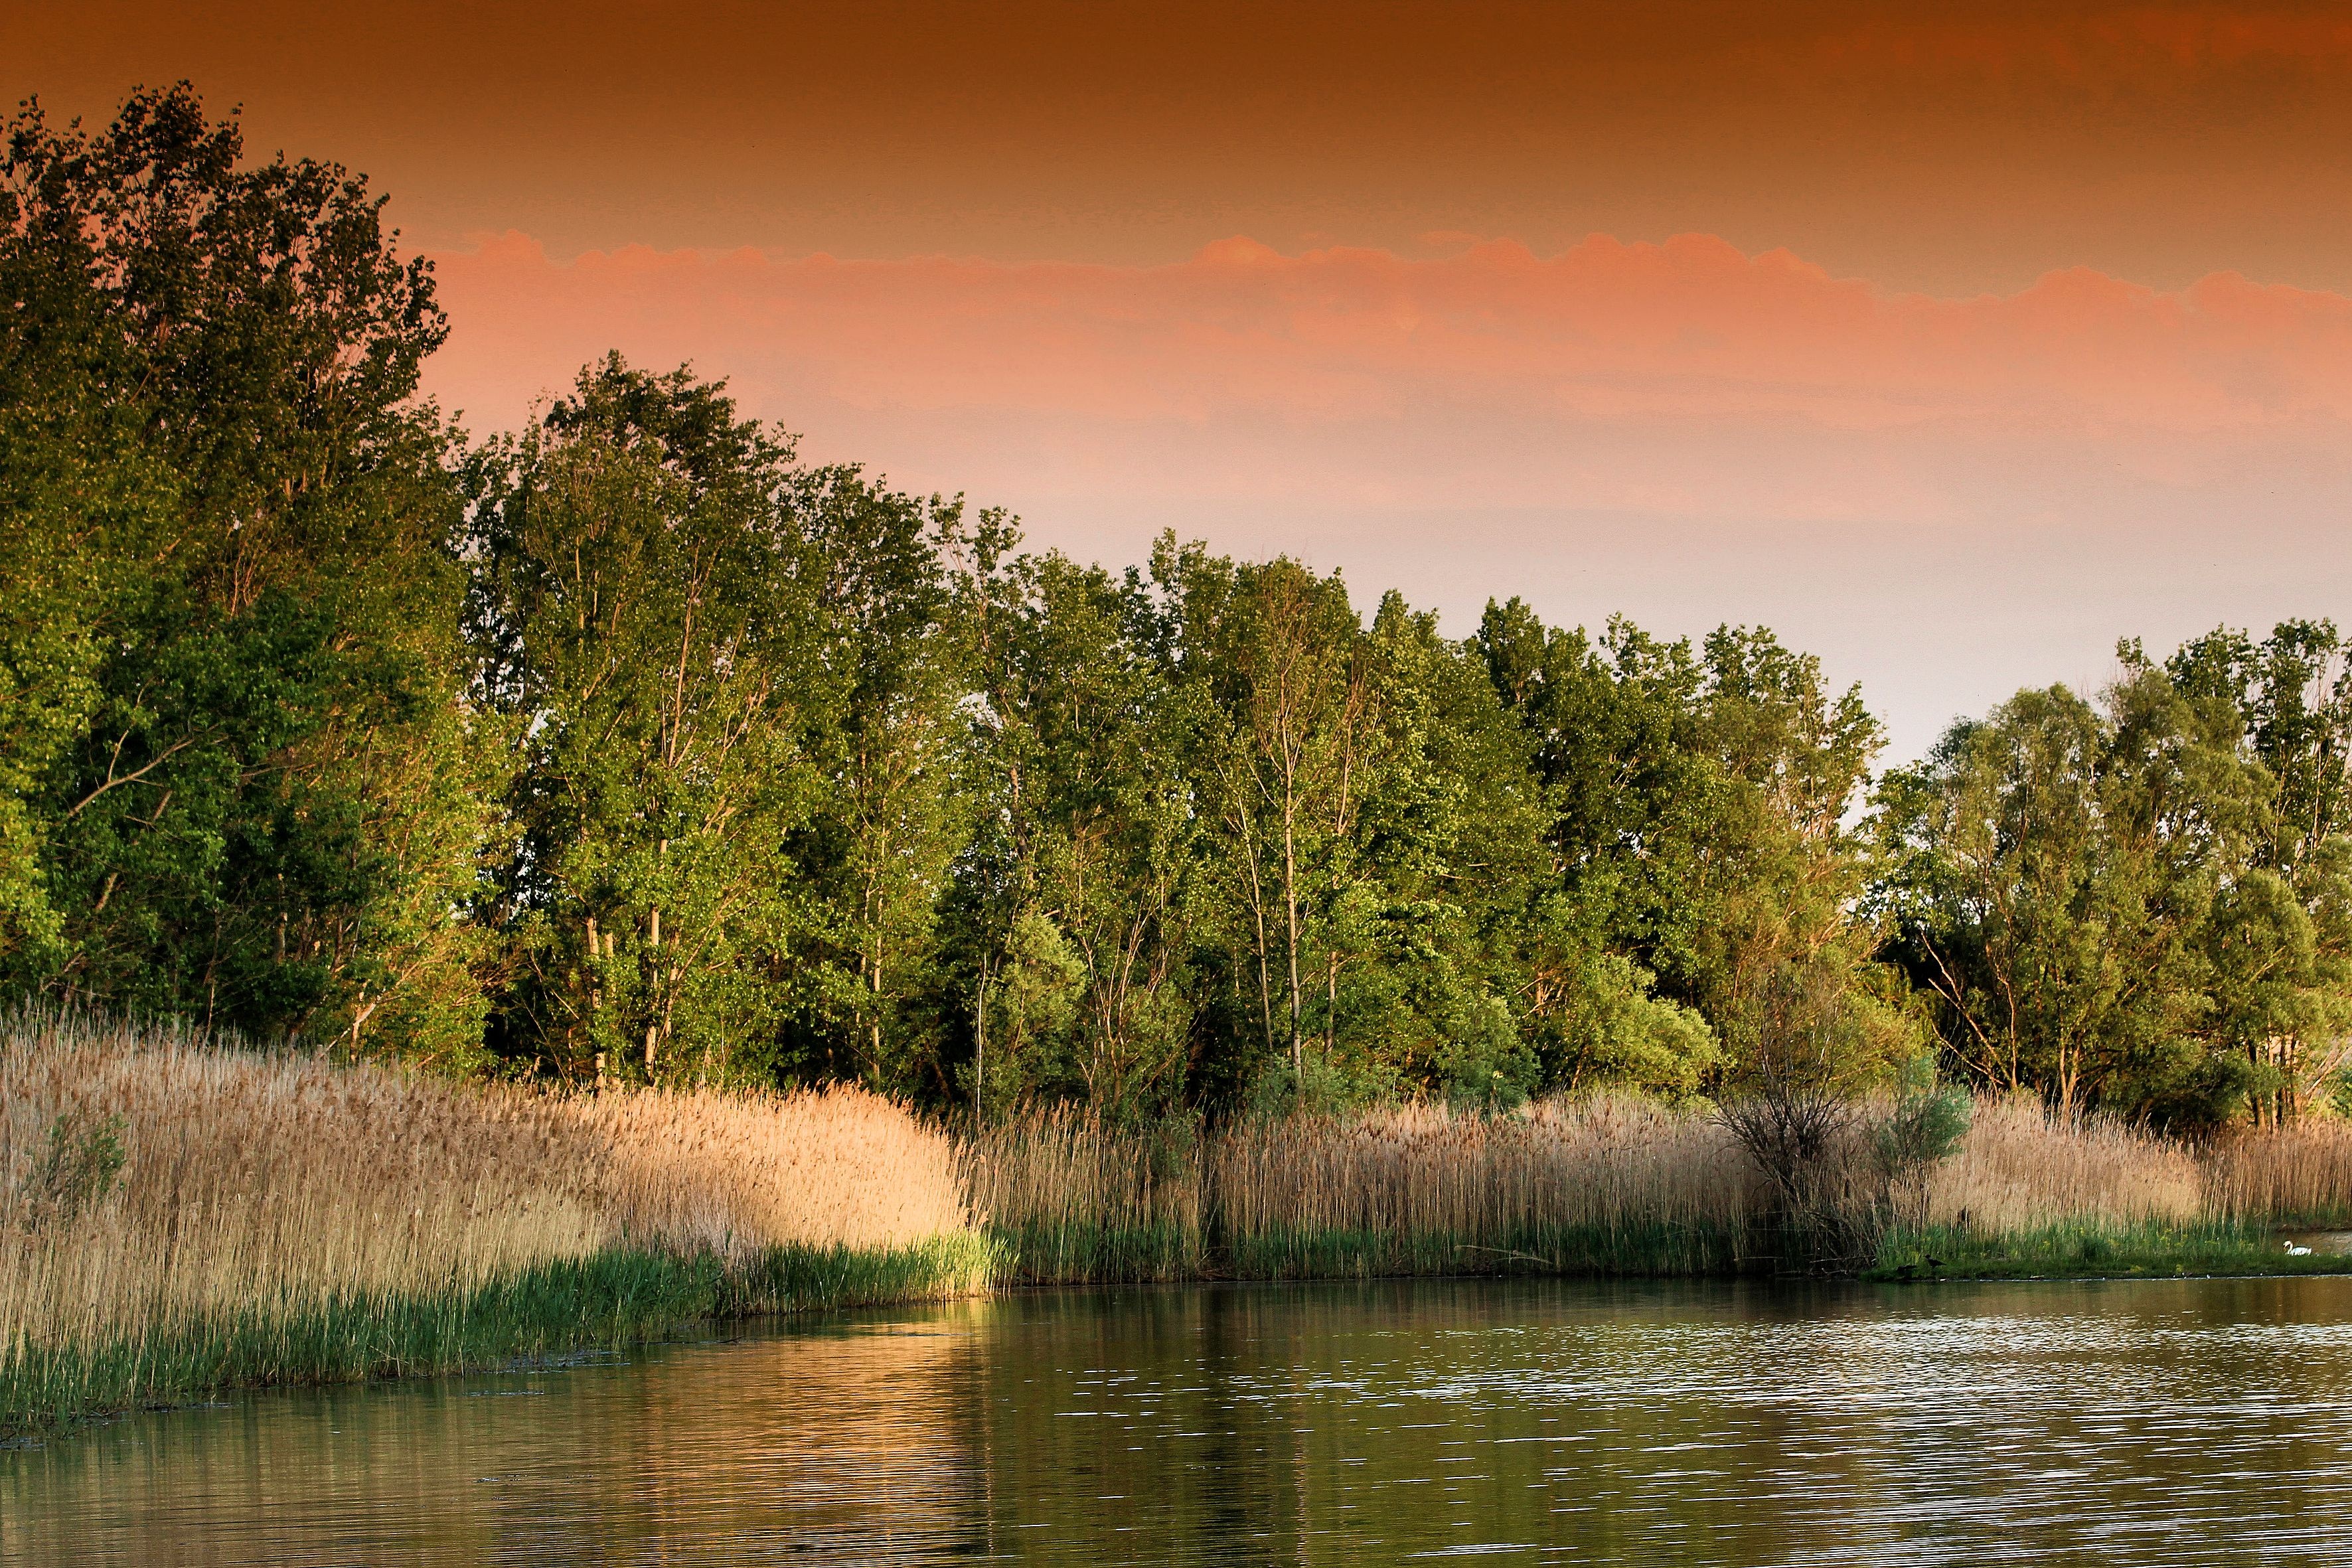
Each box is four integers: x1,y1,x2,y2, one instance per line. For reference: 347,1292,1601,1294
1927,1096,2205,1231
1211,1097,1757,1242
967,1097,1765,1279
15,1007,2350,1379
972,1091,2347,1275
0,1015,976,1364
2203,1118,2352,1223
960,1110,1201,1238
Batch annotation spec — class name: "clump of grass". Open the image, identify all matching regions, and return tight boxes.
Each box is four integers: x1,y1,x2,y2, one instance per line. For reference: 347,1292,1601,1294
1223,1219,1751,1279
1871,1217,2351,1281
4,1248,723,1436
572,1079,977,1260
22,1005,2352,1441
720,1233,1001,1315
1,1012,987,1437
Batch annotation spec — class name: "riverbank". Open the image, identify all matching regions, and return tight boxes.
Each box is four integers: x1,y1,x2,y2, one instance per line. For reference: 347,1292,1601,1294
1,1016,991,1439
3,1237,996,1441
967,1096,2352,1287
1868,1219,2352,1281
16,1015,2352,1440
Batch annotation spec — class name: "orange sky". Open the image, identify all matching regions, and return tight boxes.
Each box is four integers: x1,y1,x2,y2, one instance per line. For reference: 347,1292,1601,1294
9,2,2349,754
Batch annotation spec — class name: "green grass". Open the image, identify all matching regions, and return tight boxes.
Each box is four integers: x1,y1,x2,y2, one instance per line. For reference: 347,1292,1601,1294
1223,1219,1755,1280
1868,1218,2352,1281
2,1236,998,1443
994,1213,2352,1287
721,1232,1001,1313
988,1220,1207,1284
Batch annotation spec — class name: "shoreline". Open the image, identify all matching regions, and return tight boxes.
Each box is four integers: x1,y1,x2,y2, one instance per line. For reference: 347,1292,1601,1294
17,1024,2352,1446
1,1235,994,1445
13,1225,2351,1444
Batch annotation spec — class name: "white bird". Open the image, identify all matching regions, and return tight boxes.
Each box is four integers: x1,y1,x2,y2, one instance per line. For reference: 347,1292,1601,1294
2286,1242,2314,1256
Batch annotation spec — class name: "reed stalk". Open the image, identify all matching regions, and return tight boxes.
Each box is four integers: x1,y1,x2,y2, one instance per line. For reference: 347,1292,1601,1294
20,1006,2352,1438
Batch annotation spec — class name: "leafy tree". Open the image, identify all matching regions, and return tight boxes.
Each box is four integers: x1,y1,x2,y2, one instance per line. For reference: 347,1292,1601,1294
951,538,1203,1119
1,86,492,1063
1871,627,2352,1127
2163,623,2352,1119
466,358,825,1083
786,463,970,1093
1161,547,1380,1093
1476,599,1897,1101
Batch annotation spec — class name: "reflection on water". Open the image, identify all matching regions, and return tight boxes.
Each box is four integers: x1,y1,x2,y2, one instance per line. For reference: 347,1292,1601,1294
9,1276,2352,1565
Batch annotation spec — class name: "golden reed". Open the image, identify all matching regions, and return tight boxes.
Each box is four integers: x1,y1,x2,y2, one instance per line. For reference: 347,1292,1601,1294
1,1014,976,1373
15,1004,2352,1379
1927,1095,2205,1231
2204,1117,2352,1223
1210,1097,1757,1243
972,1091,2352,1275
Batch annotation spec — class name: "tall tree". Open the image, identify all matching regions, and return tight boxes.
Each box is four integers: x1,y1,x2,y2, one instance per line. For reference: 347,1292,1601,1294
467,358,828,1083
1158,544,1383,1098
1,86,493,1061
1871,627,2352,1126
951,538,1203,1118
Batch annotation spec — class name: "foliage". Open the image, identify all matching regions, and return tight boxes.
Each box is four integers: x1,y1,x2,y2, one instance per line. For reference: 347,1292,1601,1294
1872,1058,1974,1229
0,85,494,1065
23,1111,127,1229
1873,627,2352,1128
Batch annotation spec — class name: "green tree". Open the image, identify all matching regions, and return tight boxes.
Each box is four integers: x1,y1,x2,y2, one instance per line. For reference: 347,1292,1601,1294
2163,623,2352,1119
467,358,825,1083
1870,628,2351,1127
952,539,1203,1119
1476,601,1893,1101
787,465,969,1093
1158,545,1381,1099
1,86,493,1063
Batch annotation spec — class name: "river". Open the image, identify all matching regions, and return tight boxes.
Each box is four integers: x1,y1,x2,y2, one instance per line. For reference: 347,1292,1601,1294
8,1275,2352,1565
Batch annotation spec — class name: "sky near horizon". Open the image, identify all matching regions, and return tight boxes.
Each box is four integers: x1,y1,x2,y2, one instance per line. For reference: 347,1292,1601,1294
9,1,2349,758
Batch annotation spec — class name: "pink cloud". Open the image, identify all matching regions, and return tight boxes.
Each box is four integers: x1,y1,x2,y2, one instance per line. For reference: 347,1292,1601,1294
421,230,2352,524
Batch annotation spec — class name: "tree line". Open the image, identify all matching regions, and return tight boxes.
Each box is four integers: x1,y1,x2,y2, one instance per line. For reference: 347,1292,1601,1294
5,90,2347,1129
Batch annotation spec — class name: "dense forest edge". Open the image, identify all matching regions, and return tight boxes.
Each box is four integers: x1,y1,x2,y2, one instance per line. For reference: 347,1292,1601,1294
7,90,2352,1434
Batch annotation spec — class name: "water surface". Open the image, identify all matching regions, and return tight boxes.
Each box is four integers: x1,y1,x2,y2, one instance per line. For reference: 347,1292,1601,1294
9,1275,2352,1565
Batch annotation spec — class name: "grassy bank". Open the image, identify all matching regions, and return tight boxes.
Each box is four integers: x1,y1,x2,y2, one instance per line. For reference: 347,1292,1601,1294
1868,1219,2352,1281
19,1013,2352,1441
4,1235,998,1440
1,1015,992,1439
